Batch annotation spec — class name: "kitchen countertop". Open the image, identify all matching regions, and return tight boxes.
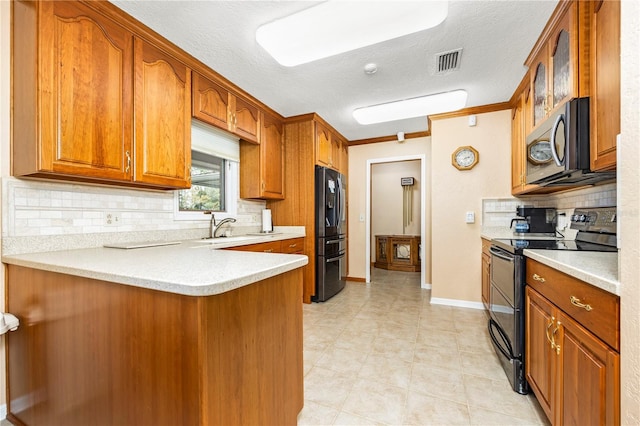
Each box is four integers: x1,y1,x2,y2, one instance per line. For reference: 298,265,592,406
2,232,308,297
523,249,619,296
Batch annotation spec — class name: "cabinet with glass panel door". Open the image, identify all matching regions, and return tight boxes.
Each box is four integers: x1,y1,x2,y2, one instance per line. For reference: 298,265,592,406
527,0,589,130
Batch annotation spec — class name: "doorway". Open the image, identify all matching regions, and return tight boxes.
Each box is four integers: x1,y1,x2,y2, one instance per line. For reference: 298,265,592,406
365,155,427,287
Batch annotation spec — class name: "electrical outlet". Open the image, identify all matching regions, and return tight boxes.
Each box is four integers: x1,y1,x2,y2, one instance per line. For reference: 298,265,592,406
105,212,121,226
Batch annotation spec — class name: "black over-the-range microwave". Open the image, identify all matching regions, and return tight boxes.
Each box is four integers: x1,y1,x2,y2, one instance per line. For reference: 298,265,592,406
525,97,616,187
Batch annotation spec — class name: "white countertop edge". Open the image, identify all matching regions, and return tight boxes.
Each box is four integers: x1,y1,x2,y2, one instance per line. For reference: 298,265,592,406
3,253,309,297
523,249,620,296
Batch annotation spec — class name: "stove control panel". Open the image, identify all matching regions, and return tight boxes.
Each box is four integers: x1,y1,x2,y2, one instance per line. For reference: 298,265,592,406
570,207,617,233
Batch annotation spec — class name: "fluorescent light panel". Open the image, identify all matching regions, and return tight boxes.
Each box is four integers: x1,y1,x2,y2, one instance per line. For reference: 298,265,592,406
256,1,448,67
353,90,468,125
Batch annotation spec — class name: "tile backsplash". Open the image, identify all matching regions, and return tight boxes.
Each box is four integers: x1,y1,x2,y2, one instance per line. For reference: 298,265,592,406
1,177,265,254
483,183,617,229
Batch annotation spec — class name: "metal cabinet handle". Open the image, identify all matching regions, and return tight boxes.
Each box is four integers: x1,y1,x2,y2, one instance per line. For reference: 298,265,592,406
125,151,131,173
553,320,561,355
569,296,593,312
532,273,546,283
288,244,297,248
545,317,555,349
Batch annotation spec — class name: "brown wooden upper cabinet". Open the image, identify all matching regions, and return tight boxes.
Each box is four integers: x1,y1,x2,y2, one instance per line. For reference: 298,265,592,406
192,72,260,144
527,1,587,130
133,39,192,188
240,111,285,200
315,122,345,172
12,0,191,189
589,0,620,171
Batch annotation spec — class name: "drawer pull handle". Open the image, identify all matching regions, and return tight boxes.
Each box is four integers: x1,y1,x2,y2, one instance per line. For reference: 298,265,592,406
263,249,273,253
532,273,546,283
570,296,593,312
289,244,297,248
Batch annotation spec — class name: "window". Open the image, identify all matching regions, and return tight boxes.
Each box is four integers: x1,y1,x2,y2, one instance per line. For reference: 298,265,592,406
175,120,240,220
178,151,225,212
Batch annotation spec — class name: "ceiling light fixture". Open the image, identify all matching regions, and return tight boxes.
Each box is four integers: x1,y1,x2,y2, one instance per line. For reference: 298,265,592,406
353,90,468,125
256,1,448,67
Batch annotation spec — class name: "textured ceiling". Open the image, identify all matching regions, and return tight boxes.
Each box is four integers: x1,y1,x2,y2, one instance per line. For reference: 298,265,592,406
111,0,558,141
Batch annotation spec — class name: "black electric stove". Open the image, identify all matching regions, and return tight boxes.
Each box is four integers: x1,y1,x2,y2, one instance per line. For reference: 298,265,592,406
487,207,616,395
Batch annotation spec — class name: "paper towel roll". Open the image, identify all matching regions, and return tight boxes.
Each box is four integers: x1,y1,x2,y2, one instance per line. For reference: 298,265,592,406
262,209,273,233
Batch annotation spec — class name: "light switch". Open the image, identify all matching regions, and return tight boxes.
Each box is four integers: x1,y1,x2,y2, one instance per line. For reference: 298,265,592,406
468,115,477,127
465,211,475,224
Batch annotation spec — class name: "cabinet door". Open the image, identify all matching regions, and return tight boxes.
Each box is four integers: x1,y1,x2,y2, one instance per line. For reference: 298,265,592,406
260,113,285,199
590,0,620,171
39,1,133,180
133,38,191,188
525,287,555,422
511,95,524,194
232,96,260,144
340,141,349,176
315,123,331,167
556,311,620,426
331,134,341,171
481,253,490,310
531,49,549,128
192,72,230,130
549,11,574,109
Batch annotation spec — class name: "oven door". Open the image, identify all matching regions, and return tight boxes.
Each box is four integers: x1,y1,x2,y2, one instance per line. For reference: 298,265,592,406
488,245,528,394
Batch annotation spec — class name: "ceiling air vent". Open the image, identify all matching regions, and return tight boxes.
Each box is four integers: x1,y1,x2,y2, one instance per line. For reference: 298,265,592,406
435,48,463,74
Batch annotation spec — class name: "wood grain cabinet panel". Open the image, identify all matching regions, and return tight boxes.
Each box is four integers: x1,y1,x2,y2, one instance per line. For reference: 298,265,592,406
589,0,620,171
481,238,491,310
13,0,133,181
192,72,230,130
191,71,260,144
240,111,285,200
525,258,620,426
13,0,191,189
6,265,303,426
133,38,191,188
315,123,332,168
527,0,587,131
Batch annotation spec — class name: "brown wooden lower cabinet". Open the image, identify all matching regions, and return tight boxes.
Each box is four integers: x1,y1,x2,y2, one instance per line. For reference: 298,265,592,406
481,238,491,310
525,258,620,426
6,265,303,426
225,237,305,254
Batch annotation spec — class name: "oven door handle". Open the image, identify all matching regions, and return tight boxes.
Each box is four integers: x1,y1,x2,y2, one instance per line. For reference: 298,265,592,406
488,318,515,362
489,247,514,262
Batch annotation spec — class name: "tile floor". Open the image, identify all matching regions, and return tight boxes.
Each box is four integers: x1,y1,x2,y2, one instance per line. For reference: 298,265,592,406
298,268,550,426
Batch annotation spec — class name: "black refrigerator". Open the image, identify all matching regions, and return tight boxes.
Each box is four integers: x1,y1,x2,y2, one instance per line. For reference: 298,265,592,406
313,166,346,302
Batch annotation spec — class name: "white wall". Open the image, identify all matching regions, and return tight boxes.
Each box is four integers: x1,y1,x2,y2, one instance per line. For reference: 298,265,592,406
371,160,421,261
430,110,512,305
620,0,640,422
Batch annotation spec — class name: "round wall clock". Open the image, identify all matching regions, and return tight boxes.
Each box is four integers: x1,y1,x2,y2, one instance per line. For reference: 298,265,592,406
452,146,479,170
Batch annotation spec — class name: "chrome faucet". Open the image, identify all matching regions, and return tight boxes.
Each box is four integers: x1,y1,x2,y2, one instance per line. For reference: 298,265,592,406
206,212,237,238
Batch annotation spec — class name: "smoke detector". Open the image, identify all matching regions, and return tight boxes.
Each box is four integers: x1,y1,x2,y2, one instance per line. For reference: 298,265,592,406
435,48,463,74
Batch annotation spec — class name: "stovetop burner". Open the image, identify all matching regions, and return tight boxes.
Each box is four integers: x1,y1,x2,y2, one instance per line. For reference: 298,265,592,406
492,207,618,254
492,238,617,254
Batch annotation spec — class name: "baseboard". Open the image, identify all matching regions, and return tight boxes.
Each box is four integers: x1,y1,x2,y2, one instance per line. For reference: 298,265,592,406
421,283,432,290
1,403,6,420
430,297,485,310
346,276,366,283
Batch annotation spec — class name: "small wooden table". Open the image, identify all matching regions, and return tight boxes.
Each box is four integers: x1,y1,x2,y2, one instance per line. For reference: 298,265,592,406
374,235,421,272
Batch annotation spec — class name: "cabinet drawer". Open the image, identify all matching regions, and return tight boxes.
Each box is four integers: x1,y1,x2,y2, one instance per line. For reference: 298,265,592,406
526,259,620,350
230,241,281,253
281,238,305,254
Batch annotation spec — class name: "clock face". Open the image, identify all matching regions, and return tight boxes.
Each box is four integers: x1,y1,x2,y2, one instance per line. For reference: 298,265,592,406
455,149,476,167
528,140,553,164
452,146,479,170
